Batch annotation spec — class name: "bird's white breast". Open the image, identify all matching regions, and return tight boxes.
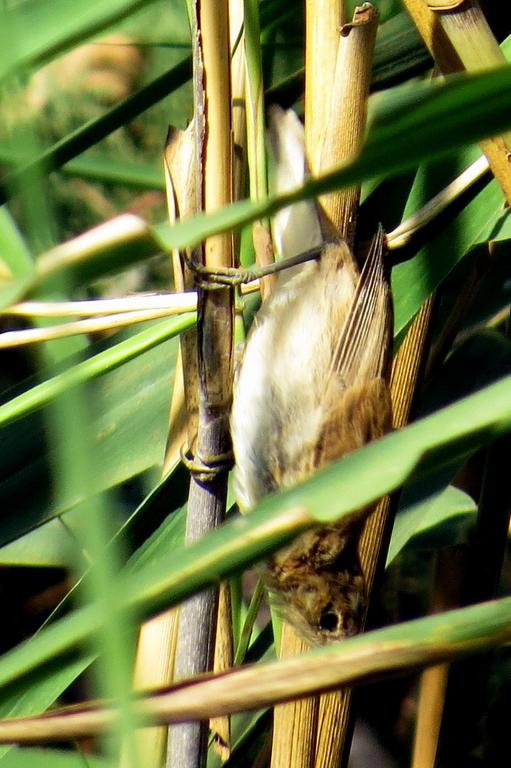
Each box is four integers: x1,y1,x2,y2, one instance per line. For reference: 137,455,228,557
231,258,357,509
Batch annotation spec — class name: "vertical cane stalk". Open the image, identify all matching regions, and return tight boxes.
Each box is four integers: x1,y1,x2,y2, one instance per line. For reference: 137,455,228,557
402,0,511,205
167,0,234,766
271,4,380,768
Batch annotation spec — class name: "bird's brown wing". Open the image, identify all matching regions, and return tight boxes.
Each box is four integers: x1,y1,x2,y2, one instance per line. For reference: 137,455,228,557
312,377,392,470
329,225,392,387
312,226,393,472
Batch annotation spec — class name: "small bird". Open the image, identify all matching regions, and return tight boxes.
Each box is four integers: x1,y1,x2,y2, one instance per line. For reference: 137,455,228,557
230,109,393,645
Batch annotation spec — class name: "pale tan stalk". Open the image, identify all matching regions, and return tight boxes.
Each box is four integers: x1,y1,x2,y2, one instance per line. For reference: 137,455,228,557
317,298,436,768
387,154,489,249
412,664,449,768
400,0,462,70
0,306,195,349
402,0,511,205
360,298,436,587
230,0,247,204
314,689,352,768
351,297,435,768
270,0,346,764
387,297,436,433
35,214,156,283
208,3,245,756
6,294,196,317
314,8,379,768
168,0,234,765
210,582,233,759
272,4,379,768
271,624,318,768
314,10,434,766
164,122,200,473
267,4,381,767
200,0,233,269
411,549,464,768
305,0,343,174
318,4,379,248
122,611,177,768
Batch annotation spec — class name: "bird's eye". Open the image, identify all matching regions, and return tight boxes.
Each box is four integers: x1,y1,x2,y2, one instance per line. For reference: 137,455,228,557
319,607,339,633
